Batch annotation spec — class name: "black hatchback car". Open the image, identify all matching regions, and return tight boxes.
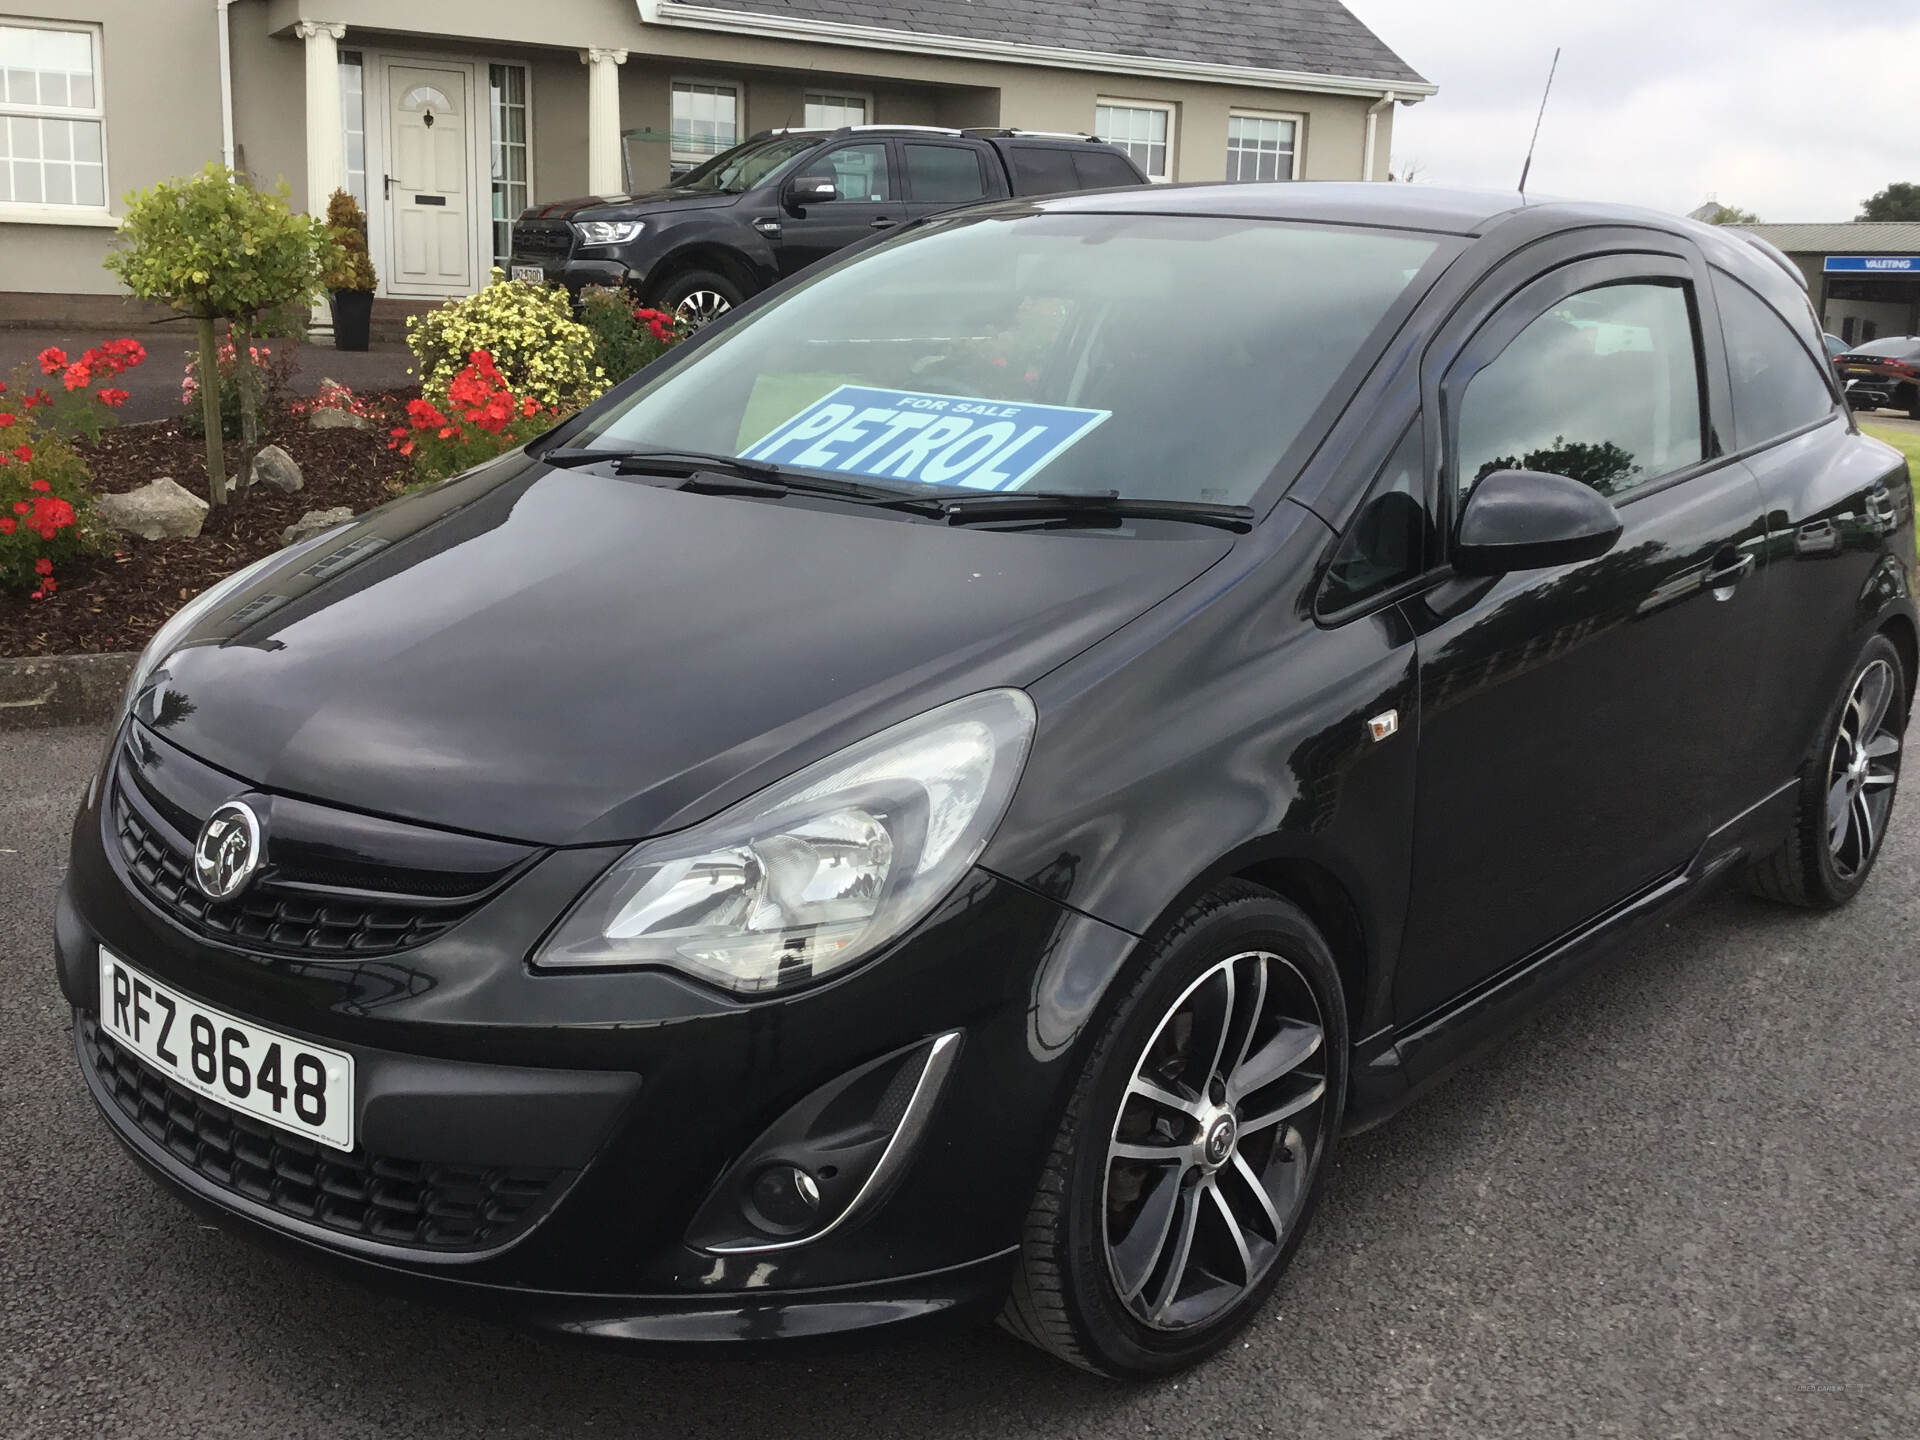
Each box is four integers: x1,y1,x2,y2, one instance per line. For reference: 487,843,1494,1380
58,184,1913,1378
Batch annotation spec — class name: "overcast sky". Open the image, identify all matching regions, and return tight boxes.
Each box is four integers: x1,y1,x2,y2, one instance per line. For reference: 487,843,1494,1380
1352,0,1919,221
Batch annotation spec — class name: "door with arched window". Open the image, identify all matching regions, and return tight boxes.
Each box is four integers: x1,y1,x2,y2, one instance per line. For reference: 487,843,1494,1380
385,63,473,295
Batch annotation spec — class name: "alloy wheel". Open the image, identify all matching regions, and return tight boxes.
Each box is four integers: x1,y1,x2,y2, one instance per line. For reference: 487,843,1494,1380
1102,950,1329,1331
674,289,732,328
1827,658,1902,880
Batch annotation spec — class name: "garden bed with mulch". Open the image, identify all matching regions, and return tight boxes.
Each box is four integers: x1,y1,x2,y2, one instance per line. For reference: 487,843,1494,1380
0,399,414,658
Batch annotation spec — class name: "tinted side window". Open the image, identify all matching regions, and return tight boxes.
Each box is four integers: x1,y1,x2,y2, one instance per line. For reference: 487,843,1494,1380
904,143,987,204
1713,275,1837,449
819,143,891,201
1321,421,1430,613
1455,282,1704,503
1011,147,1078,196
1073,151,1141,189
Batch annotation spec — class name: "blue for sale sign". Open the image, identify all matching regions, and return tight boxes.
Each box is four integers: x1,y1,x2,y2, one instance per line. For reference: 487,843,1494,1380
741,385,1111,491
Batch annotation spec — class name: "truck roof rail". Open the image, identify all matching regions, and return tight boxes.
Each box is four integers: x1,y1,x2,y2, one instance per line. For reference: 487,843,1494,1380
962,128,1104,142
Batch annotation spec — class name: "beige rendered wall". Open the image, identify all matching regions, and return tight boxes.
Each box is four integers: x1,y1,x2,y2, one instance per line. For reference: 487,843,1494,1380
0,0,225,296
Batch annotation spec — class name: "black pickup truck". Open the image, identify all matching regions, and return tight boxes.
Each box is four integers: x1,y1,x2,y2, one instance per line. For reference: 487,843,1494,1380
508,125,1149,326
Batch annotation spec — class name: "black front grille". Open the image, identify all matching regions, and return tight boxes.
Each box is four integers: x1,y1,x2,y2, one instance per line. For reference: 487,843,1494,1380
112,789,486,958
513,223,572,258
82,1019,568,1253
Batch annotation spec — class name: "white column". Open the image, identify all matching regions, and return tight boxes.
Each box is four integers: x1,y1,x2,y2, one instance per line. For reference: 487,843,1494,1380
582,48,629,197
296,21,349,216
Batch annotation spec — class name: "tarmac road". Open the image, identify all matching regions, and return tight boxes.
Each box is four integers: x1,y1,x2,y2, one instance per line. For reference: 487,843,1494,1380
2,724,1916,1438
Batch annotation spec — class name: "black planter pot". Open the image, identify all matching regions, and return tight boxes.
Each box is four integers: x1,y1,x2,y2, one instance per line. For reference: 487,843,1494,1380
329,289,374,352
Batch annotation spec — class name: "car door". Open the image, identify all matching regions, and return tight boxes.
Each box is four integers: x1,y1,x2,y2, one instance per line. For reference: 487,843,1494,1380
899,140,996,221
1393,244,1768,1024
773,140,906,276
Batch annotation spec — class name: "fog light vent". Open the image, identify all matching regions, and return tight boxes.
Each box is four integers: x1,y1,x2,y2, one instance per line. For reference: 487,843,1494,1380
685,1030,961,1255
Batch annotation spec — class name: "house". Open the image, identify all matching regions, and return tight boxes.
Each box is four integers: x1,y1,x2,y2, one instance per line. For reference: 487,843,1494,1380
1730,222,1920,344
0,1,1430,326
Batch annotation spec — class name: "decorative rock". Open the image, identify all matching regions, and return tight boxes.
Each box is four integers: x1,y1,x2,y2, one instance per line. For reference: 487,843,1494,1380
309,405,373,431
248,443,304,494
281,506,355,547
95,478,209,541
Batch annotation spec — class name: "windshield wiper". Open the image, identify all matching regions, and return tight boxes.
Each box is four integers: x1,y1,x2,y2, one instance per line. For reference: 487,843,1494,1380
538,447,948,515
939,491,1256,533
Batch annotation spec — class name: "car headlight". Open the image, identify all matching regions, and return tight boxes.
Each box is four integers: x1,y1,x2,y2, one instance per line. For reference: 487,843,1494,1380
536,689,1037,994
120,535,335,723
572,219,645,246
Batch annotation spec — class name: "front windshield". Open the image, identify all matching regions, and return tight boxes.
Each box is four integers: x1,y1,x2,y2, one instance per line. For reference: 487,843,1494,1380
571,212,1446,505
671,136,818,194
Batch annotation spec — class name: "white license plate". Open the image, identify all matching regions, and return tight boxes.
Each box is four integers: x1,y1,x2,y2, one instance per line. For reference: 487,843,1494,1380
98,949,356,1152
511,265,546,284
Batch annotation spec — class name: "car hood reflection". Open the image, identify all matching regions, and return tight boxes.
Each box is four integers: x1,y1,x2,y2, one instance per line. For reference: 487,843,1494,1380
135,454,1233,846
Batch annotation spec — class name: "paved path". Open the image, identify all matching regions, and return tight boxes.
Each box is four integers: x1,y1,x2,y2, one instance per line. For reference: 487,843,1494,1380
3,725,1916,1438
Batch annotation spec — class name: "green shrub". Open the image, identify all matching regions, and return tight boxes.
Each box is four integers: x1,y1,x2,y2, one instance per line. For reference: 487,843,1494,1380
179,336,297,439
406,271,605,409
0,424,101,596
579,287,686,385
323,189,377,292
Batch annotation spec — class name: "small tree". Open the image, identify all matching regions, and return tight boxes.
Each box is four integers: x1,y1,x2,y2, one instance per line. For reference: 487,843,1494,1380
104,164,336,504
1859,182,1920,222
323,189,377,293
1705,203,1761,225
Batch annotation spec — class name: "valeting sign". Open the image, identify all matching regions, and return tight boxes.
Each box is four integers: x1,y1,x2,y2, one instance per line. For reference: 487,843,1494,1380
1824,255,1920,273
741,385,1110,491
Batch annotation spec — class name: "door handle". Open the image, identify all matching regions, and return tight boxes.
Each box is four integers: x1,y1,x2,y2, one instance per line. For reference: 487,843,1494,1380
383,173,394,200
869,217,897,230
1703,551,1755,593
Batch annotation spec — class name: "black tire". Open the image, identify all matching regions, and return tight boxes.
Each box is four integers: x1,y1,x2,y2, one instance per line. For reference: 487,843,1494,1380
1001,881,1348,1378
1746,631,1907,908
648,268,744,329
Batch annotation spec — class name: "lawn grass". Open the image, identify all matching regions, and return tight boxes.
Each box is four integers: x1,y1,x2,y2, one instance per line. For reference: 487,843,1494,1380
1861,421,1920,473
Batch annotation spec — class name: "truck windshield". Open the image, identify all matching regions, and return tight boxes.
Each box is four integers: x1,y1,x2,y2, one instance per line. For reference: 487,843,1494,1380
569,212,1451,507
673,136,818,194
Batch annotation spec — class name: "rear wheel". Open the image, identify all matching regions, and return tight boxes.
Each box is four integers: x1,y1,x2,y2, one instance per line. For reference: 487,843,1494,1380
1747,632,1906,908
1001,882,1347,1377
650,268,742,330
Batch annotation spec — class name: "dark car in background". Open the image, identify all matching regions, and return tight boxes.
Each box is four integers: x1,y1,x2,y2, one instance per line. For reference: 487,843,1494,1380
509,125,1149,325
1835,334,1920,416
58,183,1913,1379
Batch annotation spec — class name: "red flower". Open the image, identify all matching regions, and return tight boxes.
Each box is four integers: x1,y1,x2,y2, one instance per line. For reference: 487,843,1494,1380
0,518,13,535
12,445,31,463
62,361,92,391
34,557,52,576
0,413,14,428
30,496,75,531
37,347,67,375
23,388,50,410
30,479,50,493
96,388,129,408
10,502,27,515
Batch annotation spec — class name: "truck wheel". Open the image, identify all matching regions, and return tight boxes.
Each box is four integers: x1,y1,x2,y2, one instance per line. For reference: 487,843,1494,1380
651,269,743,329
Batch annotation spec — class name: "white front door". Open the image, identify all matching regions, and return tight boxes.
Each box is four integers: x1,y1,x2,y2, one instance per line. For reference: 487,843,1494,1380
384,63,473,295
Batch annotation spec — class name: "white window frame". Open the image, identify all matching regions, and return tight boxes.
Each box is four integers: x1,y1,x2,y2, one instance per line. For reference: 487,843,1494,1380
1225,108,1303,183
803,89,872,131
669,75,742,173
0,18,113,225
488,60,533,271
1094,97,1174,183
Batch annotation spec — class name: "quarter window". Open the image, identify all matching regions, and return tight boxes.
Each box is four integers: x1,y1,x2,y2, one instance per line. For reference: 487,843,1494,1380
1713,275,1837,450
904,143,986,204
0,21,106,209
1095,102,1171,181
1225,113,1297,182
1455,282,1705,503
804,92,867,130
1321,420,1431,613
670,81,738,172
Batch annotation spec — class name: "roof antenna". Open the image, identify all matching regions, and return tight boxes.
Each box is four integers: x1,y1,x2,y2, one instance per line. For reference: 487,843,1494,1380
1517,47,1561,197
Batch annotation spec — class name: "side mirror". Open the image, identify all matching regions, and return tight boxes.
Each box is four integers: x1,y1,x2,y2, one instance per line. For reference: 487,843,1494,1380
1453,468,1623,577
783,175,838,211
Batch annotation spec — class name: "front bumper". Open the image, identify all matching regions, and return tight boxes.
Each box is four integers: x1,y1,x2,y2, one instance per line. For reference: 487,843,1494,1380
55,732,1138,1340
508,253,639,297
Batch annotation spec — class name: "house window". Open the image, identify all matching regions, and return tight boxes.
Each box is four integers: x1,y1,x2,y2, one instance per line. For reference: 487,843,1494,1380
671,81,737,173
1226,112,1298,182
1094,101,1171,182
489,62,530,269
804,92,868,130
0,21,106,208
339,51,366,211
